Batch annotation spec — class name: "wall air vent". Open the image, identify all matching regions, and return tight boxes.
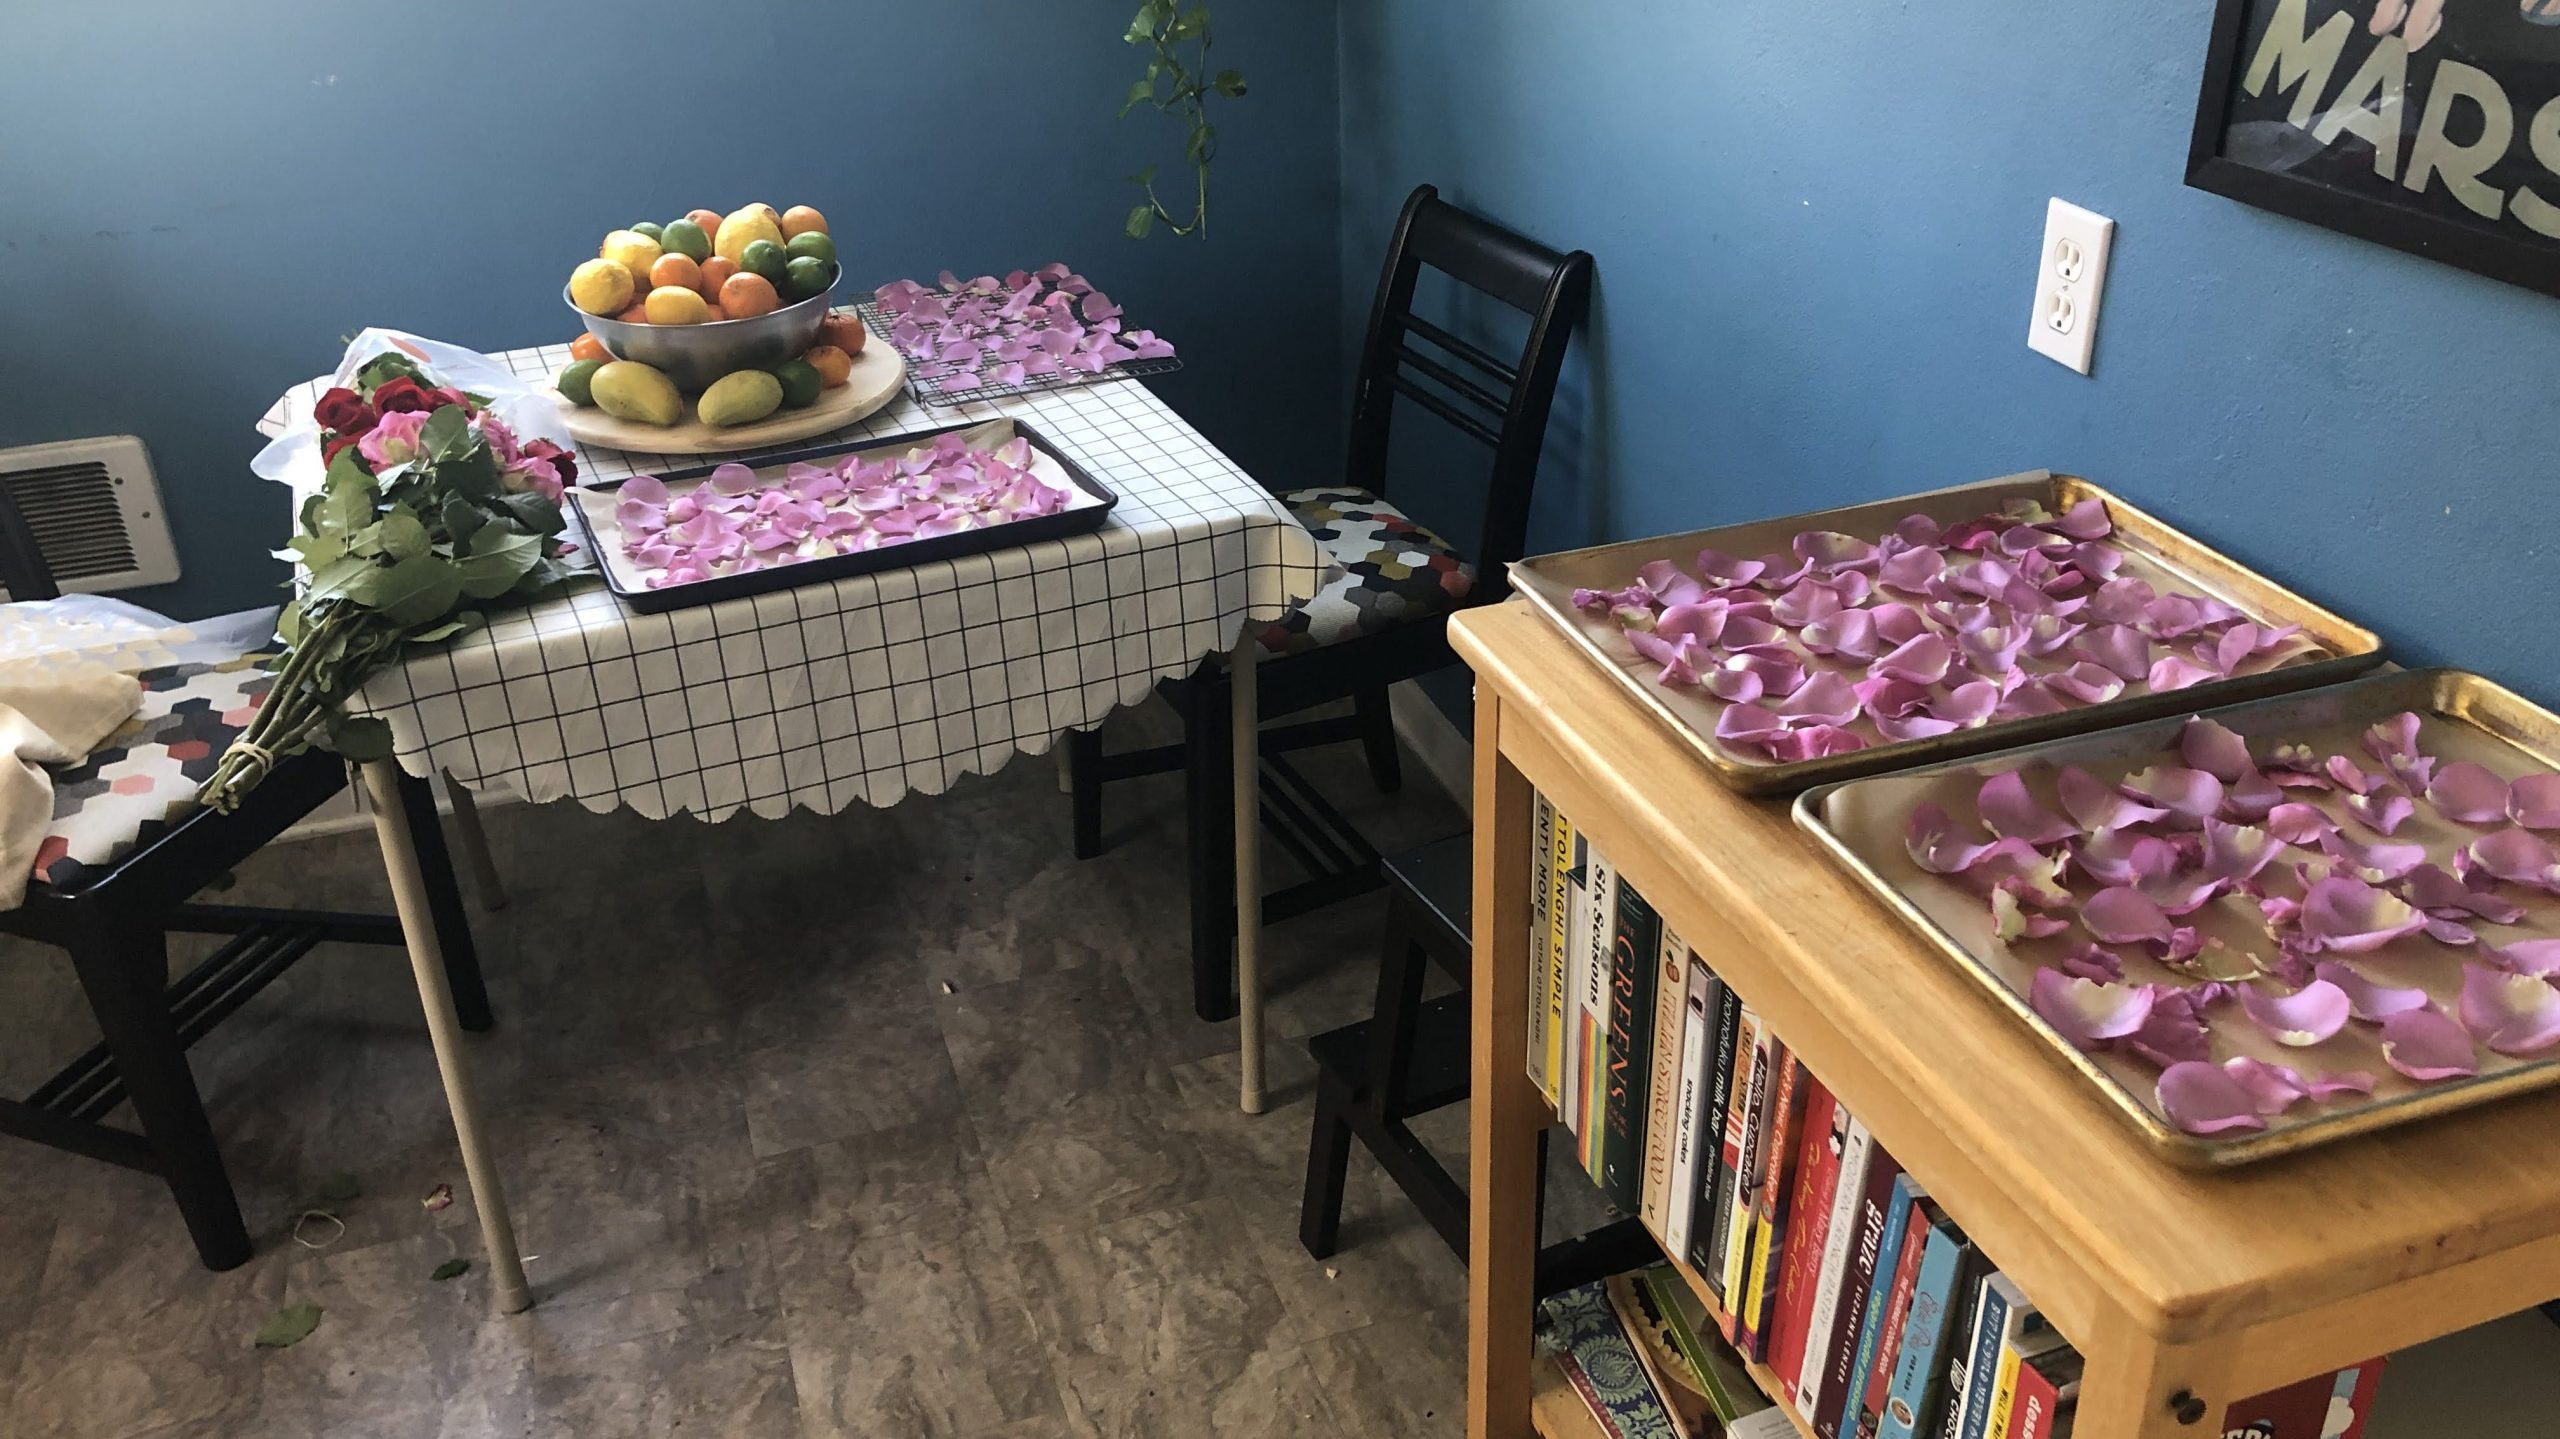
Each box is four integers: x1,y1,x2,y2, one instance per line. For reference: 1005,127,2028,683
0,436,179,594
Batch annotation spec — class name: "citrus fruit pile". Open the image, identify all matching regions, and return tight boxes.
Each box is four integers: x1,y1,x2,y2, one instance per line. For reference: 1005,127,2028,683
568,204,839,324
559,203,871,430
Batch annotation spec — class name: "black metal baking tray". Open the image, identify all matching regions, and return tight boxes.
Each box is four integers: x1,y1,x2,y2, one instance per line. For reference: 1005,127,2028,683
564,417,1118,614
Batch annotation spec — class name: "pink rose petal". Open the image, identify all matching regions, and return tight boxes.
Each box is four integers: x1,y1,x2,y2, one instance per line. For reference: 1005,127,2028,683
2146,655,2220,693
2056,765,2166,833
1775,671,1861,726
2487,939,2560,978
2157,1061,2269,1136
2402,863,2529,924
2307,1070,2378,1100
2121,766,2225,820
2428,761,2513,825
2072,830,2182,888
2264,802,2339,848
2380,1006,2479,1080
2316,830,2428,885
2059,939,2127,982
2028,969,2154,1050
2509,773,2560,830
1978,771,2078,846
2460,828,2560,891
2312,960,2431,1022
2342,784,2415,836
2083,886,2174,944
2219,1055,2310,1115
1694,547,1765,586
2458,964,2560,1056
2178,716,2255,783
2201,819,2281,883
1992,887,2071,943
2239,979,2351,1047
2298,876,2428,953
1871,635,1954,685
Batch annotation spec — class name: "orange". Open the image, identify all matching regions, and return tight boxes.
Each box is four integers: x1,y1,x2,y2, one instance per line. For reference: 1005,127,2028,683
569,333,610,363
782,205,828,238
702,303,728,322
804,344,853,389
817,312,868,356
719,272,780,318
685,208,724,238
650,253,702,291
616,301,650,323
696,255,740,302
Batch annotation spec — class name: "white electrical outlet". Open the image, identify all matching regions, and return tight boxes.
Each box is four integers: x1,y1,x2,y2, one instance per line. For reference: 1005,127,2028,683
2027,198,2113,376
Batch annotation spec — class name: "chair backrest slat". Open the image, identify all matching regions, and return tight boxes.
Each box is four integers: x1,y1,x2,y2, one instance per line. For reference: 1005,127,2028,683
1342,185,1592,602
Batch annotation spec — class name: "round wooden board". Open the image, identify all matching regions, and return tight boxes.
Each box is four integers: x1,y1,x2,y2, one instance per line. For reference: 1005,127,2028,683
552,341,907,455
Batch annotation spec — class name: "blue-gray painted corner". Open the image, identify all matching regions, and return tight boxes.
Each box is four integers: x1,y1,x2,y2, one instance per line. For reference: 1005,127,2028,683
0,2,1342,620
1339,0,2558,715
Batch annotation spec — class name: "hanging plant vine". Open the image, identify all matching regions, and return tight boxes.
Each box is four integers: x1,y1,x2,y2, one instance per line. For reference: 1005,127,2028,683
1119,1,1244,240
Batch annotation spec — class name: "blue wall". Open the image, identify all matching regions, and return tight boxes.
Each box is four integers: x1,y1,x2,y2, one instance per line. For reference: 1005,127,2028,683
1340,1,2559,706
0,1,1341,620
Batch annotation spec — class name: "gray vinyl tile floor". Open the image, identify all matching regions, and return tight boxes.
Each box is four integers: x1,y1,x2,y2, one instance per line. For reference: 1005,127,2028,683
0,700,2550,1437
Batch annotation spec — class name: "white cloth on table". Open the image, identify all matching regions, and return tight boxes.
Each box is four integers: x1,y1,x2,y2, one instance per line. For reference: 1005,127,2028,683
0,668,141,907
261,345,1324,821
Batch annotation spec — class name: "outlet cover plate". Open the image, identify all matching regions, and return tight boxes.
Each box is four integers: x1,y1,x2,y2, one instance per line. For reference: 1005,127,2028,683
2028,198,2114,376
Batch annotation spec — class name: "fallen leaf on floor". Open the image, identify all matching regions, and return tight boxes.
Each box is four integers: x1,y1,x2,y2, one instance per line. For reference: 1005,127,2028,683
429,1258,471,1282
422,1183,454,1212
312,1172,362,1205
254,1303,323,1348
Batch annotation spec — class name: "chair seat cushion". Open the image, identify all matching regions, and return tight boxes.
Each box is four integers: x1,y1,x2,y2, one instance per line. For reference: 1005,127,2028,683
1261,487,1475,656
34,653,275,890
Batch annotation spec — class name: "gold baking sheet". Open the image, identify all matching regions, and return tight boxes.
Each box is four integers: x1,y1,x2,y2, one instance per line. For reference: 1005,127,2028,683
1794,668,2560,1167
1509,471,2384,794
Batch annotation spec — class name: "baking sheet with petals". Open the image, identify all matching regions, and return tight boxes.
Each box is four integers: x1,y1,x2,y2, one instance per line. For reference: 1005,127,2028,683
1796,668,2560,1166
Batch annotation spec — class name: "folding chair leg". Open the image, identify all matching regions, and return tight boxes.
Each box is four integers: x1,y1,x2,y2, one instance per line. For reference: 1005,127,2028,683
398,773,493,1034
1184,677,1239,1023
1299,1072,1357,1260
440,770,508,913
67,913,250,1272
1355,687,1403,793
1066,728,1105,861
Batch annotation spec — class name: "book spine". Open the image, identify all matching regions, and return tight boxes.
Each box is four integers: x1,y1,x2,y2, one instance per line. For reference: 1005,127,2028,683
1880,1218,1971,1439
1579,846,1619,1178
1662,964,1716,1263
1768,1077,1840,1392
1546,810,1574,1108
1835,1169,1921,1439
1712,1009,1767,1325
1561,830,1590,1147
2009,1361,2059,1439
1528,794,1555,1105
1695,984,1743,1291
1980,1279,2058,1439
1638,924,1689,1236
1740,1046,1803,1360
1602,879,1660,1212
1983,1336,2026,1439
1861,1196,1937,1439
1953,1274,2011,1439
1797,1117,1877,1424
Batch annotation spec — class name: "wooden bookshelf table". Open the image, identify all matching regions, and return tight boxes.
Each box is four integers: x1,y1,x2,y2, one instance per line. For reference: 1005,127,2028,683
1455,601,2560,1439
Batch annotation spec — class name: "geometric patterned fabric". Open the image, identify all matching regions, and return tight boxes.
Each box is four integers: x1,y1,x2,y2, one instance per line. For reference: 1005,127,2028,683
34,652,274,891
1258,487,1474,656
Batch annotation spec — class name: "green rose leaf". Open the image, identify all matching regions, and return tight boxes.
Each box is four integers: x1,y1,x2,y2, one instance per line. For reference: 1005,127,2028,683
437,445,502,501
407,614,478,645
429,1258,471,1283
253,1303,323,1349
302,554,380,608
323,715,394,763
381,508,437,561
443,495,488,547
454,527,540,600
419,405,472,462
498,491,566,538
367,552,465,627
322,445,377,503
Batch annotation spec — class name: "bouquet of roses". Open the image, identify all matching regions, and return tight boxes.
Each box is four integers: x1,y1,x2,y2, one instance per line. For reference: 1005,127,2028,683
199,350,584,810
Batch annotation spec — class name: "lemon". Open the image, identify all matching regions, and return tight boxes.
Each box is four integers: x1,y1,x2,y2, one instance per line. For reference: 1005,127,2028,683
659,218,711,262
644,285,710,324
590,361,683,426
557,358,605,407
599,229,663,288
568,258,636,316
713,207,784,265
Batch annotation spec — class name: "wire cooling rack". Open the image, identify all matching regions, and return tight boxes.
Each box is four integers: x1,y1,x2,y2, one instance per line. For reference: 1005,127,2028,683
853,299,1182,410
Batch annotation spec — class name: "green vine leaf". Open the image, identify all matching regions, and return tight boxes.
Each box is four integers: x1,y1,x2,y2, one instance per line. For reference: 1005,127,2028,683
1119,1,1237,240
1126,205,1157,240
253,1303,323,1349
1212,69,1246,96
429,1258,471,1282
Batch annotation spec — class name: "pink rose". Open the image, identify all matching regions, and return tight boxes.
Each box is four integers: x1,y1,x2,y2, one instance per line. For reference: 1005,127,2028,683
358,408,432,468
501,456,565,504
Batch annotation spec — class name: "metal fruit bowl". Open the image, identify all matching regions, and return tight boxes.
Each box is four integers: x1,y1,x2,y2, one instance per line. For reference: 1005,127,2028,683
564,278,835,392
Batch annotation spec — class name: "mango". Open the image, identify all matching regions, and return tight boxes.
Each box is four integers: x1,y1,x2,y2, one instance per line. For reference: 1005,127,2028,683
713,207,785,265
698,370,783,428
590,361,683,426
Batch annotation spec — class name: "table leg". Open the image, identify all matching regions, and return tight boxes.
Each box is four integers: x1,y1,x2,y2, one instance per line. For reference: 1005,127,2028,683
359,759,533,1315
1467,690,1541,1439
1233,625,1266,1115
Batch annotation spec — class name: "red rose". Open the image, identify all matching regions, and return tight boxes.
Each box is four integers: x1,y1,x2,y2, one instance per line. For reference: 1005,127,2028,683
519,438,578,488
322,433,368,467
423,385,474,413
313,386,377,435
372,376,441,414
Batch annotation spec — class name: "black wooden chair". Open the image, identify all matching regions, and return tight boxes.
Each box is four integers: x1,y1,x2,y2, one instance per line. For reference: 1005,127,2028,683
1068,184,1593,1021
1299,833,1654,1294
0,506,488,1272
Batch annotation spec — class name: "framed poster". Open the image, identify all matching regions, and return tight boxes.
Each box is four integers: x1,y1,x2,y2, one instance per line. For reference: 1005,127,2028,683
2188,0,2560,297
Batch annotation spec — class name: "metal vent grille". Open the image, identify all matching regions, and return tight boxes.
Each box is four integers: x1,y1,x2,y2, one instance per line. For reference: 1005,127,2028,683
3,463,138,582
0,436,179,595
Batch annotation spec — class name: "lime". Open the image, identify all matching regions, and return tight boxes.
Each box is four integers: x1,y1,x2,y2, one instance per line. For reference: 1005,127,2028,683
659,218,711,262
631,221,665,242
770,358,823,409
785,231,836,267
783,256,833,300
557,358,605,407
740,238,789,285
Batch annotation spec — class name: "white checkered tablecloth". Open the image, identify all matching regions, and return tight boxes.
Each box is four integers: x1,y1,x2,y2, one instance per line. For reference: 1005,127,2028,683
260,343,1324,821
